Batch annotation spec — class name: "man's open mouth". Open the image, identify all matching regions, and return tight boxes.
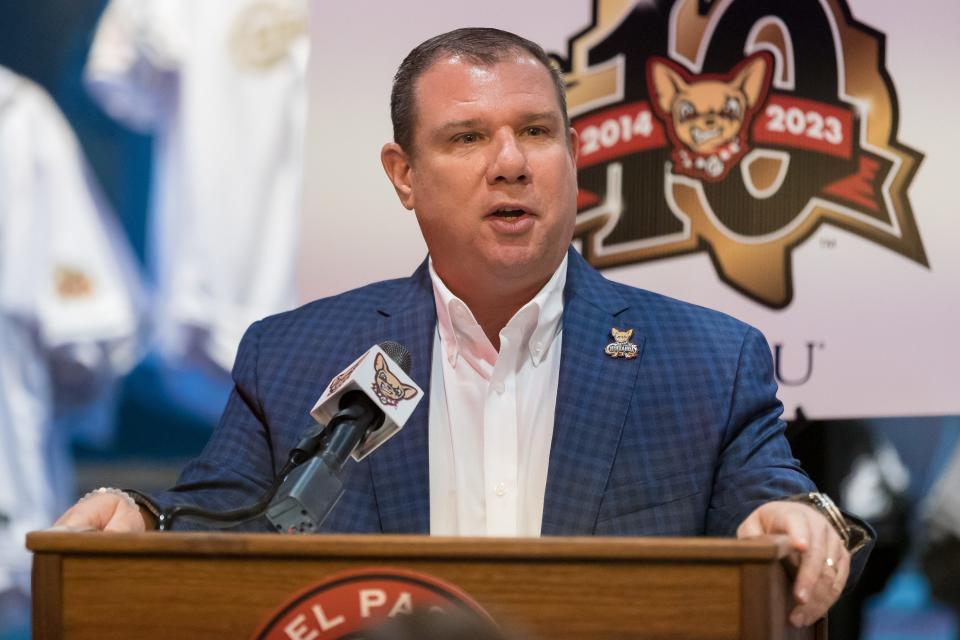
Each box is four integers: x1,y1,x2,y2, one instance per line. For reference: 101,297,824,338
487,205,532,219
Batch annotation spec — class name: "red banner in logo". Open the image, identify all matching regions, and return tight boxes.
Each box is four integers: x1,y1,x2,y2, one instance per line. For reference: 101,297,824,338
574,95,853,170
752,95,854,160
573,100,668,169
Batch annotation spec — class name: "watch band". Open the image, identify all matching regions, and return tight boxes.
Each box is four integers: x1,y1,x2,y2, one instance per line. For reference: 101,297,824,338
79,487,137,509
786,491,871,554
122,488,162,524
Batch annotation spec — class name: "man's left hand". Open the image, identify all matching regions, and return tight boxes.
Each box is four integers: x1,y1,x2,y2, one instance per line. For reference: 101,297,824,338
737,501,850,628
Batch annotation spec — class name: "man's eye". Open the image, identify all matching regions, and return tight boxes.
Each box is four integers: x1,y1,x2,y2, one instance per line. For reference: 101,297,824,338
524,126,547,136
454,133,480,144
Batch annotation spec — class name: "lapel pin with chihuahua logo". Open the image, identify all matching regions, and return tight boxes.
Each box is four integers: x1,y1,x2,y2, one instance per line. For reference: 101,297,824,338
605,328,639,359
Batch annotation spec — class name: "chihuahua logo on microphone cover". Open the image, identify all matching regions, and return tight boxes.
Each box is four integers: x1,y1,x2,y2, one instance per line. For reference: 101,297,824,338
371,352,418,407
555,0,925,308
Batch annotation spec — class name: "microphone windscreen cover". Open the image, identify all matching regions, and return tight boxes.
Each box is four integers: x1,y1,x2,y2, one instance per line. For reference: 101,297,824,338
379,340,412,374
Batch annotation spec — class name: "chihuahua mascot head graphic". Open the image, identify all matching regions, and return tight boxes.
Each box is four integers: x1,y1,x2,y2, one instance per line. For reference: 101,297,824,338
649,53,771,180
372,353,418,407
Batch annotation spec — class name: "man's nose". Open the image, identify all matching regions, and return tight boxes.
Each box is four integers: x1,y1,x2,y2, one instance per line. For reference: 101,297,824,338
487,129,529,184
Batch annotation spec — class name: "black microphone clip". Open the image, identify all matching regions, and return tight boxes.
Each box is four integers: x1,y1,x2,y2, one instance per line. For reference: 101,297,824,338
265,391,380,533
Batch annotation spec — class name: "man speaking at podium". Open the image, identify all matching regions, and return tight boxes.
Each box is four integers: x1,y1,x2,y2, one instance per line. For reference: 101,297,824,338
57,28,871,628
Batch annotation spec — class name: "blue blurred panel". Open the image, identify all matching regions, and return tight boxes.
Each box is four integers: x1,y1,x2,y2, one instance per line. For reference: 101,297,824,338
865,569,959,640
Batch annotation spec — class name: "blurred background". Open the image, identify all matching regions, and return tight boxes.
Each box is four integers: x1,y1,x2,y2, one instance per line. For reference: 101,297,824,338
0,2,957,639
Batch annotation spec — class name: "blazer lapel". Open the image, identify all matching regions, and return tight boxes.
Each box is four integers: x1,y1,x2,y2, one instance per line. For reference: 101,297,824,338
541,250,645,535
367,261,436,534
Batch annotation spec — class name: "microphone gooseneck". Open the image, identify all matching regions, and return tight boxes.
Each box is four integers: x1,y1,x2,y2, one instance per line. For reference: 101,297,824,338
318,390,383,471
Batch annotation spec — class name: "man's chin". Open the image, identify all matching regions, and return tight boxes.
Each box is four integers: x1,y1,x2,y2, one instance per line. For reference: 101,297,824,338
485,246,564,282
432,242,567,295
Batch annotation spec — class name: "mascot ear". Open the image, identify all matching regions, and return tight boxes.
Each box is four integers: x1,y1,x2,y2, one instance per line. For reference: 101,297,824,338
402,385,419,400
735,55,769,108
374,352,386,371
650,59,688,114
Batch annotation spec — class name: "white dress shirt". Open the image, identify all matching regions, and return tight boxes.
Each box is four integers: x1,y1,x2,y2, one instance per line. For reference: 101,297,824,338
428,256,567,537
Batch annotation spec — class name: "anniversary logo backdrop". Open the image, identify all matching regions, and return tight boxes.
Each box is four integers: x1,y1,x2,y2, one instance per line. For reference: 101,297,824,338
299,0,960,419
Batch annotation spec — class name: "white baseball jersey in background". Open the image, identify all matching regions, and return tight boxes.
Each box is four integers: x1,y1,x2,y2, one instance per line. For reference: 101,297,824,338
0,66,144,610
84,0,309,371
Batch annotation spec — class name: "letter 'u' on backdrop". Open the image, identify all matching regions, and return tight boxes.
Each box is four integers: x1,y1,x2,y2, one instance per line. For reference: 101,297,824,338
299,0,960,420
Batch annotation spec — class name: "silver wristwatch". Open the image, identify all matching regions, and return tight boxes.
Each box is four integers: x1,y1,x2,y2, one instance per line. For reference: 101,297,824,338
786,491,871,554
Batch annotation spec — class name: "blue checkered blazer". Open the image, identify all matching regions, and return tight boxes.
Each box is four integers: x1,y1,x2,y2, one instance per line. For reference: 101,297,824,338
150,248,815,536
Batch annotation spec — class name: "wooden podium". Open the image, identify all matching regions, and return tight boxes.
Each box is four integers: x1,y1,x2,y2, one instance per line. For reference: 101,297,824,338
28,532,823,639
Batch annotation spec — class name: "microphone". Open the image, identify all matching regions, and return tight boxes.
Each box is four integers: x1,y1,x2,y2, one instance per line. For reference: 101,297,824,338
265,341,422,534
309,340,421,462
155,341,421,532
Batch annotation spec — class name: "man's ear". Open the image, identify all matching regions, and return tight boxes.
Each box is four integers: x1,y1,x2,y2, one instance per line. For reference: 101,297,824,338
650,60,687,114
381,143,415,210
567,126,580,165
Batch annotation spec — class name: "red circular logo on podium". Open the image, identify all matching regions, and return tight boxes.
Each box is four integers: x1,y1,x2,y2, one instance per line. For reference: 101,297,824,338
251,567,493,639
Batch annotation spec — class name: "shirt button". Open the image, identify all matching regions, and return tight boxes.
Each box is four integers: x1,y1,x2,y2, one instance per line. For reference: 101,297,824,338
534,341,543,353
493,381,505,394
495,482,507,497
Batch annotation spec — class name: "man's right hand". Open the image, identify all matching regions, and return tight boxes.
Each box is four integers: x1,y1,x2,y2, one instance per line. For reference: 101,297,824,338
54,492,148,532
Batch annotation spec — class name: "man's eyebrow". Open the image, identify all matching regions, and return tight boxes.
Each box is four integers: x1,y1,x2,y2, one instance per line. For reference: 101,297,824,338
520,111,561,124
434,112,561,134
435,119,484,134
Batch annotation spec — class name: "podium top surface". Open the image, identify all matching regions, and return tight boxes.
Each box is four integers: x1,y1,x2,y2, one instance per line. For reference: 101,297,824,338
27,531,791,562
